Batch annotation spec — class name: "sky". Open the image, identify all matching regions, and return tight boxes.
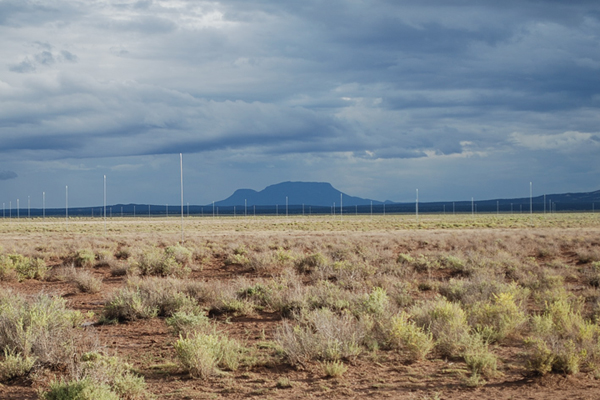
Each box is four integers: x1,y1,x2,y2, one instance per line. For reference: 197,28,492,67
1,0,600,208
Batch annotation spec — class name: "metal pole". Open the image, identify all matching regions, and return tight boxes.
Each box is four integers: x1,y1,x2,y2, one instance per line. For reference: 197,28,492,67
104,175,107,235
65,186,68,229
416,189,419,222
530,182,532,214
180,153,184,243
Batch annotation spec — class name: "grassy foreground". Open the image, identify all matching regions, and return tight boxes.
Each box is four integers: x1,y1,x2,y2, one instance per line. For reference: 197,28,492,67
0,213,599,399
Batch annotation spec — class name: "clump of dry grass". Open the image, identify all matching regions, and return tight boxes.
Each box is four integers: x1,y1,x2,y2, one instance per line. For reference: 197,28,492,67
410,297,469,357
275,308,365,365
71,270,103,294
0,291,98,380
102,277,201,322
174,332,244,379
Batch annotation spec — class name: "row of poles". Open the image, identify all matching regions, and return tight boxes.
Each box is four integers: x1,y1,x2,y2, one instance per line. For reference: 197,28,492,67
1,169,596,237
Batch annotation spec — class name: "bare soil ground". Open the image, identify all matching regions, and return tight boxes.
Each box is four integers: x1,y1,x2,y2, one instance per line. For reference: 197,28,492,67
1,215,600,399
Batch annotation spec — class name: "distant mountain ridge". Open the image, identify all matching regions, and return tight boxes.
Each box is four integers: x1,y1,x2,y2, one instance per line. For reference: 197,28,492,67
213,182,600,212
214,181,383,207
22,184,600,216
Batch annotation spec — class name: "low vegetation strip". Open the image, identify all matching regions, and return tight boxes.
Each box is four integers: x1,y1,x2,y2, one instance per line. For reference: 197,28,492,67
0,214,599,398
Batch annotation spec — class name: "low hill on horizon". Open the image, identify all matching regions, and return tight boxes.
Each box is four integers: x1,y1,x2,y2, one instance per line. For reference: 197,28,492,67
214,181,384,207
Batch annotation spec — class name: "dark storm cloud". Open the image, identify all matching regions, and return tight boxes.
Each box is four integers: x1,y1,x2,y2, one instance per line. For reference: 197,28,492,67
1,0,599,204
0,170,17,180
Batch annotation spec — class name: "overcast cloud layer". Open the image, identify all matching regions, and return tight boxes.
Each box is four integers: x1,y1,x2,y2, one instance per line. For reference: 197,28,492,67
1,0,599,207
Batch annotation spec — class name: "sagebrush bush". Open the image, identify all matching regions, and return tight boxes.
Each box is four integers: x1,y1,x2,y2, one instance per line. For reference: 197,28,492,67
40,377,119,400
526,294,600,375
295,252,327,274
0,349,36,381
165,245,193,266
411,297,469,357
75,249,96,268
0,254,17,281
461,333,498,379
468,292,527,343
103,278,200,322
0,291,97,376
78,352,147,399
265,271,308,317
133,247,190,277
174,333,243,378
306,280,354,312
358,287,390,316
0,254,47,281
165,311,211,336
386,312,434,361
322,360,348,377
275,308,364,365
72,270,103,294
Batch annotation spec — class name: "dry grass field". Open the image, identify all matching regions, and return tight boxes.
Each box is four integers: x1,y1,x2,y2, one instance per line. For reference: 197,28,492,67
1,213,600,399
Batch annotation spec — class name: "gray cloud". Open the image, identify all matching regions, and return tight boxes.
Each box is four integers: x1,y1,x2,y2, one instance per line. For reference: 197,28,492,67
0,170,17,180
1,1,599,205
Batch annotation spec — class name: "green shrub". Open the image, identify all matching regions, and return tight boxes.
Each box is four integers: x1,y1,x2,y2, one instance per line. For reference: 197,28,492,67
396,253,415,265
461,333,498,378
0,292,95,368
295,252,327,274
275,308,364,365
0,349,36,381
103,278,201,322
264,274,308,317
411,297,469,357
0,255,17,281
174,333,243,379
0,254,47,281
322,360,348,377
165,245,193,265
165,311,211,336
79,353,147,399
40,377,119,400
75,249,96,268
114,248,131,260
524,337,555,375
359,287,389,316
306,280,354,312
134,247,190,277
386,312,434,361
526,294,600,375
468,292,527,343
72,270,103,294
103,289,158,322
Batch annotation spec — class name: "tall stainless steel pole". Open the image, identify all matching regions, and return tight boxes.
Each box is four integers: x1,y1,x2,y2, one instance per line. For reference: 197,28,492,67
530,182,532,214
65,186,68,229
416,189,419,222
180,153,184,243
104,175,107,235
